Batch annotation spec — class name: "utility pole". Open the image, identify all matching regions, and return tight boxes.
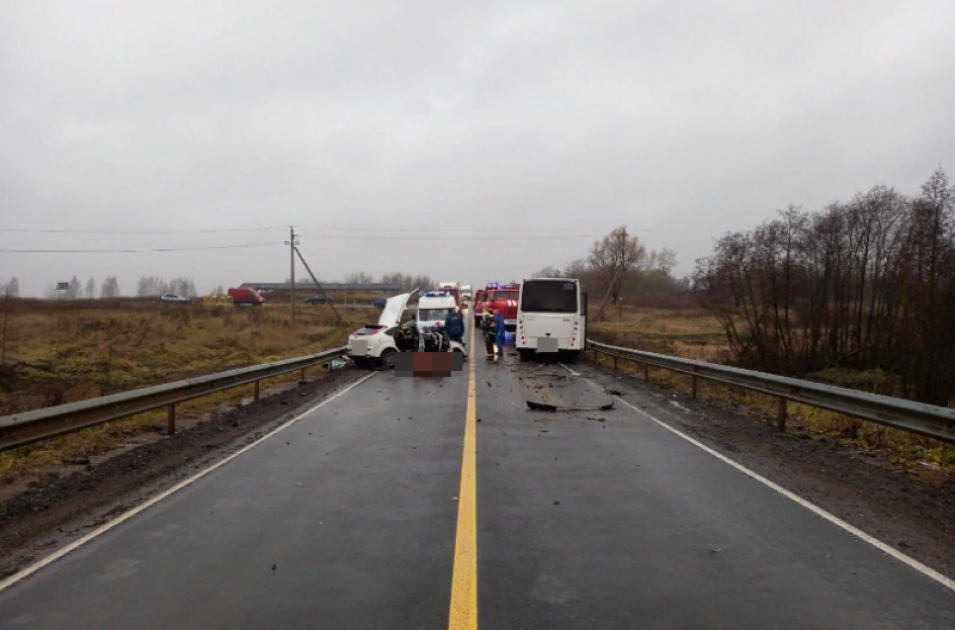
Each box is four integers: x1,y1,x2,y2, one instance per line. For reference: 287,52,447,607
295,246,343,325
286,226,299,324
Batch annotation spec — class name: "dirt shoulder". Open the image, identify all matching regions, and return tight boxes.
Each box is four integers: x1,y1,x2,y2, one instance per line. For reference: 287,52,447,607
0,365,370,580
574,359,955,579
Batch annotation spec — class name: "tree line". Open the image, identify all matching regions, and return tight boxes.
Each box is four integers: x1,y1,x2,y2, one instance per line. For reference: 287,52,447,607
38,274,201,299
532,226,684,317
1,277,19,298
692,168,955,405
43,276,121,299
136,276,198,298
378,272,434,292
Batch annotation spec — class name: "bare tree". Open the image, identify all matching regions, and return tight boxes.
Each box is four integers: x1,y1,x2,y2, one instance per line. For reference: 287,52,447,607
137,276,170,297
85,278,97,299
380,271,403,286
588,226,646,309
101,276,121,298
2,277,19,298
411,275,433,291
345,271,374,285
167,277,197,297
210,285,225,297
67,276,82,300
0,293,13,366
531,266,562,279
0,279,17,365
647,248,678,275
642,249,681,302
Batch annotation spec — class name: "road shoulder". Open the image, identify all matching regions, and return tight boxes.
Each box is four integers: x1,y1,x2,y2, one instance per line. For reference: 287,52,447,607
0,366,369,581
571,358,955,578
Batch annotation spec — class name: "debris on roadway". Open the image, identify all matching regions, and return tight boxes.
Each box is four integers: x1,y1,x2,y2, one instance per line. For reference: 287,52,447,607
526,400,614,412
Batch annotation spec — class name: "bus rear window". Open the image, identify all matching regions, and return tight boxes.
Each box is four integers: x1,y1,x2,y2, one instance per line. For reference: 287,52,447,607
521,282,577,313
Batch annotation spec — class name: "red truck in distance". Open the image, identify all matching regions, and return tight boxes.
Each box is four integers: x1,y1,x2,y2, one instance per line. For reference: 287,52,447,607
228,288,265,306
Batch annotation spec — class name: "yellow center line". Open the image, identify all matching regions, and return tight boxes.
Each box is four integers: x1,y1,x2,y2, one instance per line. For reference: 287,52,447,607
449,320,478,629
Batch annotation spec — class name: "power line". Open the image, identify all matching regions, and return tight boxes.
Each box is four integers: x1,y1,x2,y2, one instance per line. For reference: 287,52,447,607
293,233,602,241
0,225,613,236
0,226,287,235
0,242,284,253
292,225,614,234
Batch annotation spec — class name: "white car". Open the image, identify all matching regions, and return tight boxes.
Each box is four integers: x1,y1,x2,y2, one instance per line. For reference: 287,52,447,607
160,294,190,303
347,290,422,369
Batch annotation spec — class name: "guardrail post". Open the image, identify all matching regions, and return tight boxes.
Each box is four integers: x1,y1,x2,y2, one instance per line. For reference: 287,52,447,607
644,363,649,383
777,397,787,432
691,375,698,399
254,380,260,402
167,403,176,435
613,355,618,370
299,368,306,384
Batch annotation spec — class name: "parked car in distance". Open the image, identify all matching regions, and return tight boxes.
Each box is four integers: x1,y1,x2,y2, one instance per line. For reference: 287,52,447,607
228,288,265,306
372,298,387,308
160,294,190,303
305,294,330,304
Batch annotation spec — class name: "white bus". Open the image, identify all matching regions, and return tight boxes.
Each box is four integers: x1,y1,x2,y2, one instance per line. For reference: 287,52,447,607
516,278,587,362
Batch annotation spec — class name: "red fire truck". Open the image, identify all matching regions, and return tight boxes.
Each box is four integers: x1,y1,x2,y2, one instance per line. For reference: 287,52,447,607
481,283,520,331
437,281,461,305
473,289,487,322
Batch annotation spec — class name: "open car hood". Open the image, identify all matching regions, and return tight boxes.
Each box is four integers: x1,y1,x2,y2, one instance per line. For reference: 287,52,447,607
378,289,418,326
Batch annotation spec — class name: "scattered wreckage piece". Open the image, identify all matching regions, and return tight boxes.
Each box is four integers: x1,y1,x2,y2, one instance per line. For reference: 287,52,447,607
526,400,615,413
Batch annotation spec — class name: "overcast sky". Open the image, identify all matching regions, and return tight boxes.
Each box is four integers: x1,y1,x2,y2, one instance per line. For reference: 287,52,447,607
2,0,954,297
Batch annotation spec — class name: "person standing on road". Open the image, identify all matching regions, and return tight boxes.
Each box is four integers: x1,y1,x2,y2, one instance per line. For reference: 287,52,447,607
483,309,496,358
493,308,506,359
444,307,466,346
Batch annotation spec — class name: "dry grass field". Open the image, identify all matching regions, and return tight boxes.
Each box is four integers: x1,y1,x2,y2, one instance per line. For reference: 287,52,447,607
588,306,728,358
0,300,369,484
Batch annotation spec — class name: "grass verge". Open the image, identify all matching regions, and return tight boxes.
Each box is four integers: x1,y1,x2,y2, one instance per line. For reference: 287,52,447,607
0,302,371,485
587,350,955,476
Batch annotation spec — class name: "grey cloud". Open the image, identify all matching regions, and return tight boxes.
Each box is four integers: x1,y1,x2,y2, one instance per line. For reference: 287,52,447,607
2,0,954,295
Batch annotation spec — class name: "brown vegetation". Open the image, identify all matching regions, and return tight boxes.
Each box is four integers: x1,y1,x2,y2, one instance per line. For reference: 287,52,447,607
0,300,366,484
693,169,955,406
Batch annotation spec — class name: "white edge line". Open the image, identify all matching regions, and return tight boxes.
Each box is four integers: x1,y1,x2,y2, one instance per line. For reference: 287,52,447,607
0,371,378,594
557,362,955,593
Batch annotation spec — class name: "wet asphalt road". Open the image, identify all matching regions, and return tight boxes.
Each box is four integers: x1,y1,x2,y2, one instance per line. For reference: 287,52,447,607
1,317,954,629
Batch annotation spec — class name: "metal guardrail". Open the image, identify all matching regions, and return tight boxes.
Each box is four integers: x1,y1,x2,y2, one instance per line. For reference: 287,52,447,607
0,347,349,452
587,340,955,443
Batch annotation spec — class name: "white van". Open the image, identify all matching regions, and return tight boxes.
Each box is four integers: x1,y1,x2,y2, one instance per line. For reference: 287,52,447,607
416,292,458,333
516,278,586,362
